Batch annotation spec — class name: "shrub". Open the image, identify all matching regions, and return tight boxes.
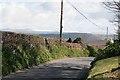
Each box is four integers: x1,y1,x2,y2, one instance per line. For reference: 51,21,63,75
2,46,15,75
36,46,52,63
67,38,72,43
87,45,99,57
82,49,90,57
106,40,112,46
2,41,39,75
73,37,82,44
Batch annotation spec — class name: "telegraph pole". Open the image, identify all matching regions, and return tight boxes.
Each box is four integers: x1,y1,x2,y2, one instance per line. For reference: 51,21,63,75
60,0,63,46
118,3,120,41
106,27,108,40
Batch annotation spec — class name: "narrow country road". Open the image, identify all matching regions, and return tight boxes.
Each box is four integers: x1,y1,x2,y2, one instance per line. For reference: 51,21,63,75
3,57,94,80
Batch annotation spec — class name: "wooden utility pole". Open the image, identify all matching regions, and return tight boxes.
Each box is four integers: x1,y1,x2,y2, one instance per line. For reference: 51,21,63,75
118,1,120,41
106,27,108,40
118,12,120,41
60,0,63,46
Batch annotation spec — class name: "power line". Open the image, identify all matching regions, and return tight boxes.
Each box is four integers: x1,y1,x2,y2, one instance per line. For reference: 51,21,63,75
66,0,105,30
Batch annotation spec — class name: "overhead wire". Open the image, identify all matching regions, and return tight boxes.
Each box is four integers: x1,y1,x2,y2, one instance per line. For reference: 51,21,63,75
66,0,105,30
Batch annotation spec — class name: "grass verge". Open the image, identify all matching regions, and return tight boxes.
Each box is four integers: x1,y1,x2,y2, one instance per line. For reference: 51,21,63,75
87,56,119,80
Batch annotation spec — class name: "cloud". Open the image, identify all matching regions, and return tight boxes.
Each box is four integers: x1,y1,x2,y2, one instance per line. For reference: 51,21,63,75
1,2,61,30
0,0,116,34
1,0,116,3
0,0,61,3
1,3,31,28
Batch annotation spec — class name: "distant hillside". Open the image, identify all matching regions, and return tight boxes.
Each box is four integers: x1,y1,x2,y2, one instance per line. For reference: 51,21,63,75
40,33,114,49
1,29,113,46
1,29,113,41
94,34,114,40
40,33,103,44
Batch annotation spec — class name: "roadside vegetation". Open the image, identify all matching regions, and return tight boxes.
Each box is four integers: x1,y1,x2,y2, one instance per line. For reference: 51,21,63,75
87,40,120,80
2,35,90,76
88,56,119,80
86,45,99,57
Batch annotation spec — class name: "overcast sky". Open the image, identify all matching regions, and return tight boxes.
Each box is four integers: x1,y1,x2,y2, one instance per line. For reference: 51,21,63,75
0,0,117,34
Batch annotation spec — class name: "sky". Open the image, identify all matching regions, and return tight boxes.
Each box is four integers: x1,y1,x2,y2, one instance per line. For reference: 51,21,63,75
0,0,118,34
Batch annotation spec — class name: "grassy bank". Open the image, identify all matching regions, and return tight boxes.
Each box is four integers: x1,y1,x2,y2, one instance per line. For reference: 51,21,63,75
87,40,120,80
87,56,119,80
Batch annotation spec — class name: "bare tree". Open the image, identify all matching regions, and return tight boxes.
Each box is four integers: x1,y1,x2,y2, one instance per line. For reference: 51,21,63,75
104,0,120,40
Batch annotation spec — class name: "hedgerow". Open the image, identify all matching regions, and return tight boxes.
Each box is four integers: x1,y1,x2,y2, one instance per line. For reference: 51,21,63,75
2,40,89,76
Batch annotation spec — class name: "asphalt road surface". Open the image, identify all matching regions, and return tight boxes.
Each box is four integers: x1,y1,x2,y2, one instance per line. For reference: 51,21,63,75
2,57,94,80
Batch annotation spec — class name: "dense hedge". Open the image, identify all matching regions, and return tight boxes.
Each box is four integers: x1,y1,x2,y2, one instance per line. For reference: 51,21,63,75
2,39,89,76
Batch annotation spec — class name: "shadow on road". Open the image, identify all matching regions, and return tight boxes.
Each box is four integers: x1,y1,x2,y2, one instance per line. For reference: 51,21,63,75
2,57,95,80
2,64,89,80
